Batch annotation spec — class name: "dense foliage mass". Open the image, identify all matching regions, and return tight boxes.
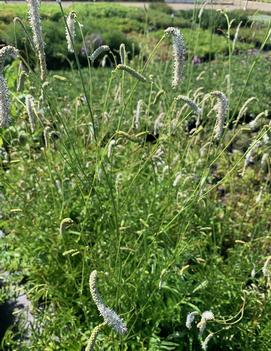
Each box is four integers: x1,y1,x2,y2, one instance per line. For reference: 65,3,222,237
0,2,271,351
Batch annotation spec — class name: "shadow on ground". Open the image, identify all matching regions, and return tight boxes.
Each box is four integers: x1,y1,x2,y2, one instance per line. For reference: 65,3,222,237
0,281,16,348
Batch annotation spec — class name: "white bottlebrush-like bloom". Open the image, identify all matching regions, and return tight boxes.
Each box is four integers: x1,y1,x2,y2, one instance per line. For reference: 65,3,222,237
133,99,144,130
165,27,185,88
233,21,243,49
90,45,110,63
152,90,164,106
119,43,126,65
27,0,47,81
25,95,36,133
262,256,271,278
201,333,214,351
209,91,228,141
154,112,165,135
66,12,76,53
173,172,182,187
198,0,210,20
116,64,148,82
248,111,266,131
152,147,164,166
0,75,11,128
186,311,199,329
43,126,51,148
244,140,261,171
0,45,18,128
17,62,28,92
175,95,202,116
197,311,214,336
107,139,116,158
201,311,214,321
235,97,257,127
0,45,18,72
152,147,165,174
89,270,127,335
251,264,256,278
101,54,108,68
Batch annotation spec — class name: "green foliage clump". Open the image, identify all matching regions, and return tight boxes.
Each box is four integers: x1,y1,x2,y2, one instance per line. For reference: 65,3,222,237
178,9,253,31
149,2,174,14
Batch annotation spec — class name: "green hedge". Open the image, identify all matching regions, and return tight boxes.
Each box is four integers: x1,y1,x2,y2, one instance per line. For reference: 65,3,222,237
0,3,187,70
0,4,268,71
177,9,253,31
1,4,143,70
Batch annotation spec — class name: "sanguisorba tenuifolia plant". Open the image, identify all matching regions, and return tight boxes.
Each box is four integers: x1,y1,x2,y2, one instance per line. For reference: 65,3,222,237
2,2,271,350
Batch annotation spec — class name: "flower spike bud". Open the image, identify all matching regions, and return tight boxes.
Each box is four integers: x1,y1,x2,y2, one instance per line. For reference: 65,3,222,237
90,45,110,63
234,97,257,127
201,333,214,351
115,64,148,83
133,99,144,130
0,45,18,72
17,62,28,92
154,112,165,135
152,90,164,106
119,43,126,65
25,95,37,133
27,0,47,81
197,311,214,336
209,91,228,141
89,270,127,335
0,75,11,128
262,256,271,278
175,95,202,116
0,46,18,128
165,27,185,88
66,12,76,53
186,311,199,329
85,322,106,351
